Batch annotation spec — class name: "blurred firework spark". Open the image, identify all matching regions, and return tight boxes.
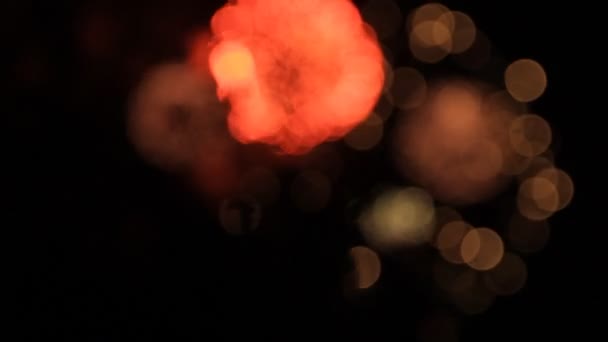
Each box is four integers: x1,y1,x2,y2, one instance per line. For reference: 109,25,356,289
204,0,385,154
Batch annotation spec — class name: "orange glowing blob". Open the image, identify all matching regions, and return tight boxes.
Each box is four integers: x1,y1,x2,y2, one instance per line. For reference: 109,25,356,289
394,81,512,205
200,0,385,154
209,41,256,94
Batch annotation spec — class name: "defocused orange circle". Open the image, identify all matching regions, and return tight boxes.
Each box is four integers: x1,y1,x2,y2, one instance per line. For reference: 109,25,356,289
461,228,504,271
483,253,527,295
437,221,474,264
349,246,382,289
505,59,547,102
509,114,552,158
517,176,558,220
536,168,574,210
507,214,550,254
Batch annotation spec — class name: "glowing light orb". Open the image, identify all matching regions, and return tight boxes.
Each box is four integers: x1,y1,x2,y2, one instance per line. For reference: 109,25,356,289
393,81,514,205
209,41,256,94
200,0,385,154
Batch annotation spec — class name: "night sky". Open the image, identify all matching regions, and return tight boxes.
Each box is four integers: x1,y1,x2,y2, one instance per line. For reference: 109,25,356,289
10,0,593,340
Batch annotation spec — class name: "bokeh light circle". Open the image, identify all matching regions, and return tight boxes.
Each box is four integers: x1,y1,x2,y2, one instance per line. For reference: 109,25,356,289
505,59,547,102
349,246,382,289
461,228,504,271
359,187,435,251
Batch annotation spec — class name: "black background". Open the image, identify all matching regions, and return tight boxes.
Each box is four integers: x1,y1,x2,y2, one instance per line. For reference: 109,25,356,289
10,0,593,340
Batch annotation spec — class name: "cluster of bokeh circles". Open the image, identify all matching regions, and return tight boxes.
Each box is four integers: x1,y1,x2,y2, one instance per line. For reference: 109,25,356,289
348,1,573,317
127,0,573,323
